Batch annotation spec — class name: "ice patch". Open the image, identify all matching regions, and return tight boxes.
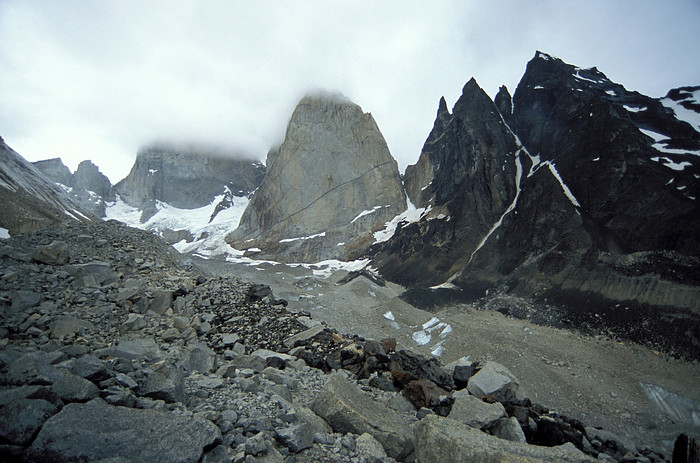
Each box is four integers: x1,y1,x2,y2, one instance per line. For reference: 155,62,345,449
304,258,370,278
431,341,445,357
422,317,441,330
412,330,431,346
439,324,453,338
640,382,700,426
0,227,9,239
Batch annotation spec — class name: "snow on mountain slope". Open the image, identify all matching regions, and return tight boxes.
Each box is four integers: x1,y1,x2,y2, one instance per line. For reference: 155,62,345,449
661,87,700,133
105,192,250,258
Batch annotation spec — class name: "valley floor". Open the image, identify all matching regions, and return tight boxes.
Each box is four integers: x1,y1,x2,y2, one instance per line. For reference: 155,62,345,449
195,255,700,456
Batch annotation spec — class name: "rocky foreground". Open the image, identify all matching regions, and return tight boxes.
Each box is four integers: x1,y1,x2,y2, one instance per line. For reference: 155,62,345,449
0,220,686,462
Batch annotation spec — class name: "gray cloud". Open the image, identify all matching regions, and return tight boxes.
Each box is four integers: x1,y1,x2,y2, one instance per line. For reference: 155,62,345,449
1,0,698,183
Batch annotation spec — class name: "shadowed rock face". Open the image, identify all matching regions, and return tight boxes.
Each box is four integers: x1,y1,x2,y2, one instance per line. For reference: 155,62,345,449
227,92,406,263
373,52,700,358
115,144,265,212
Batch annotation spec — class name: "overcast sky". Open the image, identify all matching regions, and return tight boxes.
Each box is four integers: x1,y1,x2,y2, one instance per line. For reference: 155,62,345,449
1,1,699,183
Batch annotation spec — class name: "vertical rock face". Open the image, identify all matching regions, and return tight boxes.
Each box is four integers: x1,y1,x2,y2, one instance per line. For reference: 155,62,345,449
115,144,265,211
227,92,406,263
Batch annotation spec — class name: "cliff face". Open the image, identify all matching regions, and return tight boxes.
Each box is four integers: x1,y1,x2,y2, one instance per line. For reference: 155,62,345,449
115,144,265,215
0,137,94,234
227,92,406,262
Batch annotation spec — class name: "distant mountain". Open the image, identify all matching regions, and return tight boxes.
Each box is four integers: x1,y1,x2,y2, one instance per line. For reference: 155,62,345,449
372,51,700,357
33,158,115,217
0,137,94,235
114,143,265,222
226,92,406,263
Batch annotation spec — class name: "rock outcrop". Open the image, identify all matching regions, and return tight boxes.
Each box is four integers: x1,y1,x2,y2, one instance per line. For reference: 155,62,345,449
115,143,265,219
373,52,700,359
0,137,93,234
31,158,72,186
227,92,406,262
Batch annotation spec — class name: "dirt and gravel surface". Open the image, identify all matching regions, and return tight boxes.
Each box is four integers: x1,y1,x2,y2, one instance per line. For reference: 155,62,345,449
196,255,700,456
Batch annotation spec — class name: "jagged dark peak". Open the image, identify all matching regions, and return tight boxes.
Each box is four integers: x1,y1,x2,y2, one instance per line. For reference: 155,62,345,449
72,160,115,202
452,77,501,121
437,96,450,117
494,85,513,118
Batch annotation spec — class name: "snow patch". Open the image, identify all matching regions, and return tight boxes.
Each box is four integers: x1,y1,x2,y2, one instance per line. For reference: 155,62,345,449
605,90,616,96
0,228,9,239
279,232,326,243
373,199,430,244
640,128,700,155
545,162,581,207
661,90,700,132
383,311,395,321
468,152,523,264
623,105,646,113
651,157,692,171
351,206,383,224
106,191,251,259
533,85,544,90
592,157,600,162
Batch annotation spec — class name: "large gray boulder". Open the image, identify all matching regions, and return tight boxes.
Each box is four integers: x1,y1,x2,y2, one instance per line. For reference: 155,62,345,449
311,372,414,460
227,92,407,262
27,398,220,463
413,414,595,462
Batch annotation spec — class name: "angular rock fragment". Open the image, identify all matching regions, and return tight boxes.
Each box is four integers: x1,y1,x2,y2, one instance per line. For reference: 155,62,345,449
414,414,594,462
311,372,414,460
448,395,506,429
467,361,520,402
